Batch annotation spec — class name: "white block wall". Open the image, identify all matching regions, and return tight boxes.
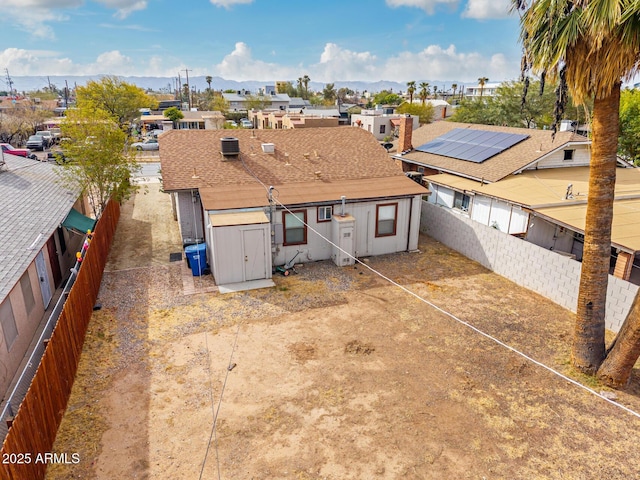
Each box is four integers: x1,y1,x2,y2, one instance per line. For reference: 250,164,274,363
421,201,638,333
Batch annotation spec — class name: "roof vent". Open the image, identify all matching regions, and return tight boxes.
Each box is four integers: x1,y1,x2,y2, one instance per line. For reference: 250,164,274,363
221,137,240,156
261,143,275,154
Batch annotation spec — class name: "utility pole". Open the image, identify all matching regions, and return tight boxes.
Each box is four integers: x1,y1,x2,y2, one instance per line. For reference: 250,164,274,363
5,69,14,97
177,72,182,104
183,69,192,110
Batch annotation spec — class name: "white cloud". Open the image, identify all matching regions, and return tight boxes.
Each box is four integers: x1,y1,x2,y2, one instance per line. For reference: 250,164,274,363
462,0,512,19
212,42,296,80
97,0,148,19
382,44,516,83
385,0,458,15
309,43,378,82
209,0,253,8
0,42,519,85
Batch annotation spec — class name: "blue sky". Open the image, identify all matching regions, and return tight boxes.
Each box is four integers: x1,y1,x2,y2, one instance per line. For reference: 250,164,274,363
0,0,522,85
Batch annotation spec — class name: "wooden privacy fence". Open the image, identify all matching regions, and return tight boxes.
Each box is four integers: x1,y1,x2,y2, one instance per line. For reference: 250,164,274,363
0,199,120,480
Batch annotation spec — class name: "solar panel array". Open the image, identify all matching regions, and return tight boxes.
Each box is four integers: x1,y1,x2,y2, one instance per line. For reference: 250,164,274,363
415,128,529,163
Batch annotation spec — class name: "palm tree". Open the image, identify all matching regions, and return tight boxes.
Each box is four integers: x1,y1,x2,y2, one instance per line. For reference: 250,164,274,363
432,85,438,99
419,82,429,105
297,77,304,98
302,74,311,99
205,76,212,91
451,83,458,101
514,0,640,384
406,81,416,104
477,77,489,98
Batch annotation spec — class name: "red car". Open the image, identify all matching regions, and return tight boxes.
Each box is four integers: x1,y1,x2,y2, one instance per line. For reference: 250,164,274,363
0,143,37,159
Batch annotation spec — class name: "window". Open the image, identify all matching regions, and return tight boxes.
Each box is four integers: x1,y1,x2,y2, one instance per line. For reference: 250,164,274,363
20,272,35,315
376,203,397,237
563,149,575,161
317,206,332,222
454,192,470,212
379,125,386,134
0,300,18,351
283,210,307,245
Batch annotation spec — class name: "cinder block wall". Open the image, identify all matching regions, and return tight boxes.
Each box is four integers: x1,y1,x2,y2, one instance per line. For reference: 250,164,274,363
420,201,638,333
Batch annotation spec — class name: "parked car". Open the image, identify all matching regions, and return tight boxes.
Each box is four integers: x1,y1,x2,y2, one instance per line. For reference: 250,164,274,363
26,135,46,151
47,128,62,144
130,138,159,151
241,119,253,128
146,129,164,138
0,143,37,159
35,131,54,148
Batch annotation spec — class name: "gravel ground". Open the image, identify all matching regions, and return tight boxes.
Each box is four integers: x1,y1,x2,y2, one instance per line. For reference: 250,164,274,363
46,187,640,480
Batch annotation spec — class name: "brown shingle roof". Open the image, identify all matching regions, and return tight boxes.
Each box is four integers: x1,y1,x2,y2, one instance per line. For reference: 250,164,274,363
200,177,429,210
160,127,410,192
399,121,589,183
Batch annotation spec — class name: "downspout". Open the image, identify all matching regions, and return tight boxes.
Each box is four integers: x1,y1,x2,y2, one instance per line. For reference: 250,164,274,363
269,186,276,268
406,197,413,252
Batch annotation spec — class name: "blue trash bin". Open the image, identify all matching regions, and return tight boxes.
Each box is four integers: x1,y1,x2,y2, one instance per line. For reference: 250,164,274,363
184,243,207,276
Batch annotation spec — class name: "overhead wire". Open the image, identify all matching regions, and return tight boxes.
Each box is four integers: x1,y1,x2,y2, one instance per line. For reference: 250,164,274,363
198,142,640,480
274,198,640,421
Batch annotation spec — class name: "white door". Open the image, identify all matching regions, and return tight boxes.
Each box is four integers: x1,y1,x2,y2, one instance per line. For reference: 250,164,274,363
242,228,267,281
35,251,52,308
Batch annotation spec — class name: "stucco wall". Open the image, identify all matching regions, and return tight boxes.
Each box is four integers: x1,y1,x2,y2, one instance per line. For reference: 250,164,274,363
420,201,638,333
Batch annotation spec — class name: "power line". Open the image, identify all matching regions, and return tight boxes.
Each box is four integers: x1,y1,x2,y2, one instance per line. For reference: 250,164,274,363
273,198,640,420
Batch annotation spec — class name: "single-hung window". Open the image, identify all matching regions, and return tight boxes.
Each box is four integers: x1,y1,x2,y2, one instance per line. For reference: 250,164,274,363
283,210,307,245
318,206,332,222
20,272,35,315
0,300,18,351
376,203,397,237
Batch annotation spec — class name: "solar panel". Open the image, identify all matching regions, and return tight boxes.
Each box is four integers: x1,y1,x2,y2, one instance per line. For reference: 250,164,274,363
415,128,529,163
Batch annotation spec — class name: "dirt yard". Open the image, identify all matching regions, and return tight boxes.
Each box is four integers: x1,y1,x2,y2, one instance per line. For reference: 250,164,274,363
47,183,640,479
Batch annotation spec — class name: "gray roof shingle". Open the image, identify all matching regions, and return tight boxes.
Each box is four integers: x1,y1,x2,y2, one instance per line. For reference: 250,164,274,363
0,154,79,305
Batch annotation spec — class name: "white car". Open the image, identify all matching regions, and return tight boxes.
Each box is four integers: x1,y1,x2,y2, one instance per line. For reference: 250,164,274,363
130,139,159,151
241,120,253,128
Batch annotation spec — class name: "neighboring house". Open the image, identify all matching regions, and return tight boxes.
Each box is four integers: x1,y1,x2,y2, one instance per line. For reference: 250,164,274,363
426,99,453,120
351,110,419,140
394,120,639,283
249,109,340,130
159,128,428,287
464,82,500,99
288,97,311,109
138,111,226,132
222,90,291,112
0,153,89,397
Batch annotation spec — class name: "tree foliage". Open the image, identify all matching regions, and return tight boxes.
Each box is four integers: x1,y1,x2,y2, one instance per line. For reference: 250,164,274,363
450,80,590,129
244,94,272,111
163,106,184,124
76,75,158,131
322,83,337,104
396,102,434,125
619,88,640,165
372,90,402,106
58,106,138,217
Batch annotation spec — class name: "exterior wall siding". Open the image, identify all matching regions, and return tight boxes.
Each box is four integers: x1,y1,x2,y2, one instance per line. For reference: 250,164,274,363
420,201,638,333
273,198,416,266
524,145,590,170
175,190,205,245
0,261,47,395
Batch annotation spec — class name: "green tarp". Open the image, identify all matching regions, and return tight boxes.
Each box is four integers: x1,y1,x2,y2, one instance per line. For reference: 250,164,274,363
62,208,96,234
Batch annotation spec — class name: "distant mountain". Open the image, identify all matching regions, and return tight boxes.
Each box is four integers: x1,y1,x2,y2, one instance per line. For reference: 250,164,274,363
10,75,469,95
